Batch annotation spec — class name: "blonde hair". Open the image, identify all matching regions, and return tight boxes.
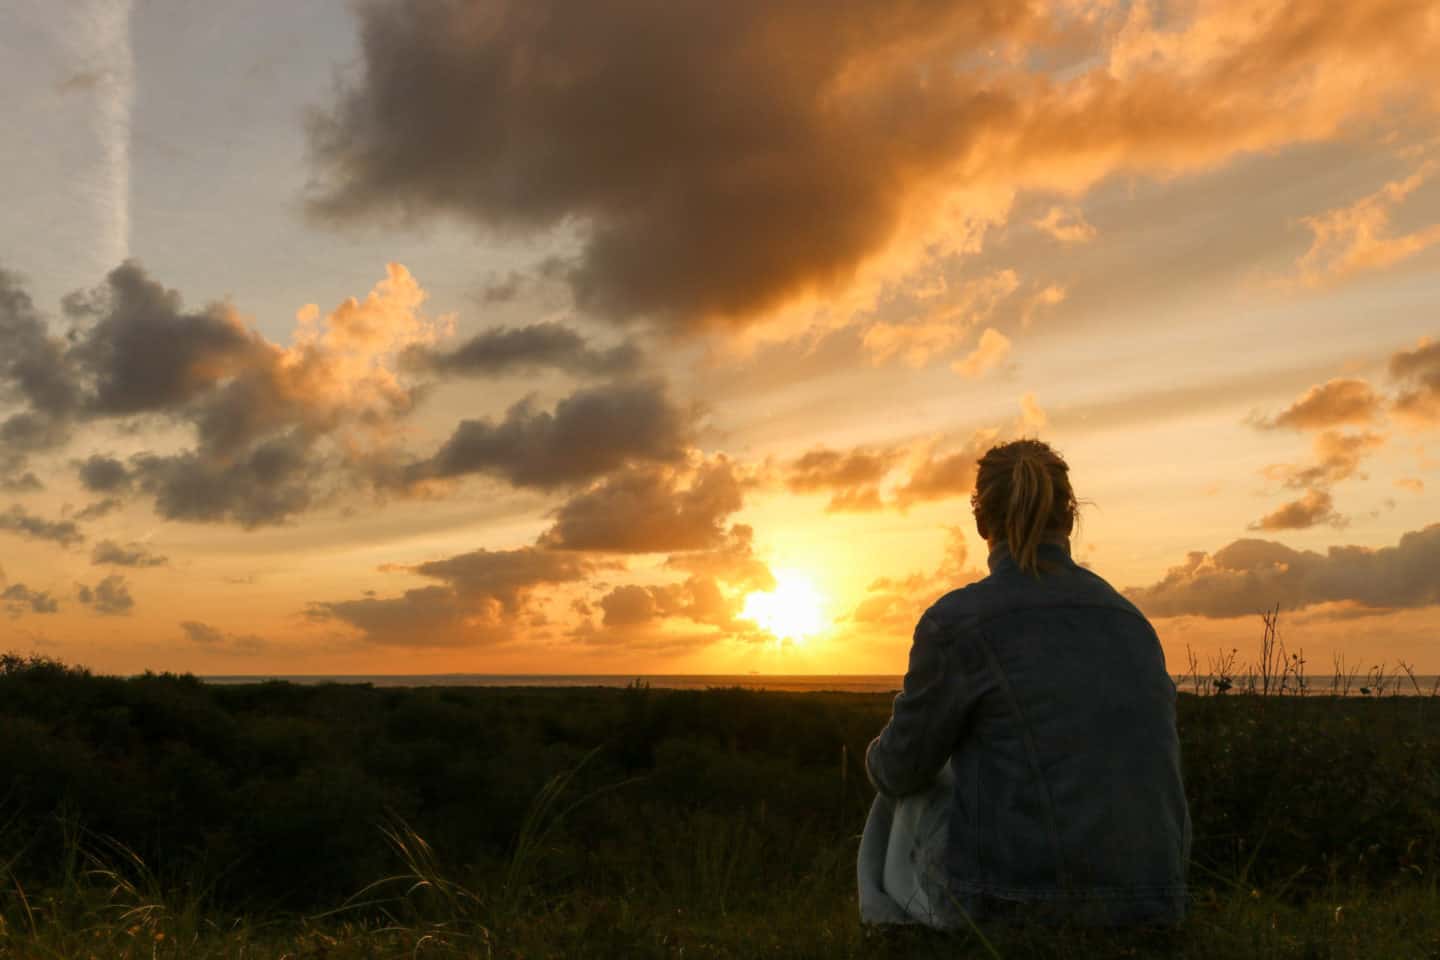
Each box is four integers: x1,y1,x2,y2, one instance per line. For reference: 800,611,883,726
970,439,1078,576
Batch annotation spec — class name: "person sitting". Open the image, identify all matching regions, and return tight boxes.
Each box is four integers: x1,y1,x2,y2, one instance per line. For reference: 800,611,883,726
858,439,1191,929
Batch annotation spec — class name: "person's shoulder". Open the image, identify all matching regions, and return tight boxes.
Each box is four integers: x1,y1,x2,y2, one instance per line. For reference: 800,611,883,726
921,575,1003,627
1071,563,1156,631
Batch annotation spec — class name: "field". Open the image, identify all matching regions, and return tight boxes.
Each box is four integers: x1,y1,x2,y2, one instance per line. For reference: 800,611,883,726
1,653,1438,959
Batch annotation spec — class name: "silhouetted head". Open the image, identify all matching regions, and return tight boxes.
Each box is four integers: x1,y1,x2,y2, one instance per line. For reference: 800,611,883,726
971,439,1078,576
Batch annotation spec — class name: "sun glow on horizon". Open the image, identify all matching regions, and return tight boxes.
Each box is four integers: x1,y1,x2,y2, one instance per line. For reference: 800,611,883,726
740,570,827,644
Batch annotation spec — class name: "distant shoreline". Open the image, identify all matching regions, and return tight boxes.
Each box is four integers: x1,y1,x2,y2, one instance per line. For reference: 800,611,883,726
195,673,1440,696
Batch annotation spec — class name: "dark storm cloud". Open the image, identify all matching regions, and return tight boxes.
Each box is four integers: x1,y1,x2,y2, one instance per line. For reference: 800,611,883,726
77,454,133,493
305,0,1040,329
76,574,134,615
1124,524,1440,619
418,380,690,488
92,540,168,568
0,269,82,478
130,434,324,528
539,459,743,553
410,322,642,378
0,269,82,418
306,1,1440,331
67,262,265,416
0,505,84,548
785,446,900,513
309,546,598,646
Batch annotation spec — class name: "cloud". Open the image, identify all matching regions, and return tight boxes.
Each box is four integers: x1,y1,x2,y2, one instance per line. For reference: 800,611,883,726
307,1,1046,330
540,458,744,553
1262,430,1386,490
894,430,998,510
76,454,132,493
596,577,745,635
663,523,775,594
309,546,599,647
952,327,1013,379
0,472,43,493
1126,524,1440,619
130,434,325,528
847,527,982,628
784,446,901,513
180,620,265,654
1294,161,1440,286
862,271,1019,367
416,380,691,489
1248,488,1345,532
0,269,82,478
409,322,642,379
91,540,167,567
0,505,84,548
1,262,458,527
1395,477,1425,494
74,498,123,522
307,0,1440,332
1390,335,1440,426
585,525,775,643
66,261,266,416
2,583,60,617
1032,206,1096,245
76,574,134,615
1020,284,1066,329
1252,427,1384,531
1020,392,1048,430
1257,378,1382,430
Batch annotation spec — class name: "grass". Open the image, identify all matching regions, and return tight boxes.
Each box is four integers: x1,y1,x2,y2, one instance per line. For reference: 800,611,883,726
1,639,1438,958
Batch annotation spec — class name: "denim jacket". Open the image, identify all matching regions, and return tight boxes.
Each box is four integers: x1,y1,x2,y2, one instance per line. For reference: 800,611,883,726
866,539,1191,927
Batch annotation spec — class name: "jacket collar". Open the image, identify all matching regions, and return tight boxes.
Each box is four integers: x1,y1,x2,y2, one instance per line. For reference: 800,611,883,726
987,537,1073,574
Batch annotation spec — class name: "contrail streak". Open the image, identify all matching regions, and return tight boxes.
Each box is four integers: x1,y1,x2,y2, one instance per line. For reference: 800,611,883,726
77,0,134,270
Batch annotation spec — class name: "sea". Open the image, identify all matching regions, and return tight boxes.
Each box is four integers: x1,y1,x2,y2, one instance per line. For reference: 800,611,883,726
200,674,1440,696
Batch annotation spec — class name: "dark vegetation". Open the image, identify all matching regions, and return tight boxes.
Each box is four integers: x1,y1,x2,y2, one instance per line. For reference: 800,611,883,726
1,651,1438,958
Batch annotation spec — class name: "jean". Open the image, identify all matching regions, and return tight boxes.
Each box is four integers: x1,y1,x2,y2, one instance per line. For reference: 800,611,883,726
857,764,956,926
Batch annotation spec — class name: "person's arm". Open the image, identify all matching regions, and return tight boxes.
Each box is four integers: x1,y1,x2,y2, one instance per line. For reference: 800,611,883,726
865,610,981,798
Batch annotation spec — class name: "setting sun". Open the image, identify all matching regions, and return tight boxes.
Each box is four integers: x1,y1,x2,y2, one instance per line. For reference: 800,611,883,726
740,571,827,643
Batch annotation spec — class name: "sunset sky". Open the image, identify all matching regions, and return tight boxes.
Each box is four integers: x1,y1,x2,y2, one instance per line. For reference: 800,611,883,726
1,0,1438,676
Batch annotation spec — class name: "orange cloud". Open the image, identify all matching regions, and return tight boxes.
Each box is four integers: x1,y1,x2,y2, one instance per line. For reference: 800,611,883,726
1032,206,1096,245
784,445,901,514
1260,378,1383,431
307,0,1440,332
1295,161,1440,286
862,271,1019,367
1248,488,1345,532
952,327,1013,379
1390,335,1440,426
1126,523,1440,619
